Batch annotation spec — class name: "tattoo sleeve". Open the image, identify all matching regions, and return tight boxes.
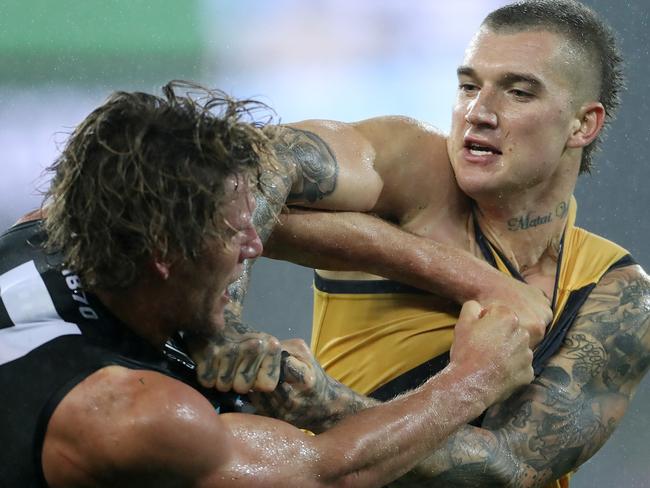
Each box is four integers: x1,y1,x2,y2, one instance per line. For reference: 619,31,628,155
271,126,338,205
251,359,380,433
391,265,650,487
189,136,298,387
193,126,342,387
225,125,340,317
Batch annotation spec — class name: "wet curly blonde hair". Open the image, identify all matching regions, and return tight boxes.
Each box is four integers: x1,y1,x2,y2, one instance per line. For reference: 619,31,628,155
44,81,274,289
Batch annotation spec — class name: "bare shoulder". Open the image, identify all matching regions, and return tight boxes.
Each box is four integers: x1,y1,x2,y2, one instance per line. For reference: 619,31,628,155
352,115,448,164
352,116,462,221
42,366,230,488
290,115,449,172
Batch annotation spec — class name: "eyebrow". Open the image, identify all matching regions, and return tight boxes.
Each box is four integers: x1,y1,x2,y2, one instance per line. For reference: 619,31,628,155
457,66,545,90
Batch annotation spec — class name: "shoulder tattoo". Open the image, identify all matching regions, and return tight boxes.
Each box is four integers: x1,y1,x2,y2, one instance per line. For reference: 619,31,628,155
272,127,338,204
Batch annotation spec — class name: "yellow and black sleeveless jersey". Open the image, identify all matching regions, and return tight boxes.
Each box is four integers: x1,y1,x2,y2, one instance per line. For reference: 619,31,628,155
311,199,634,488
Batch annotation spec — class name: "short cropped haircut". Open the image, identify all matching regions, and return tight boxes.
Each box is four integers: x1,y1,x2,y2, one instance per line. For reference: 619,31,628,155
483,0,625,173
44,81,274,289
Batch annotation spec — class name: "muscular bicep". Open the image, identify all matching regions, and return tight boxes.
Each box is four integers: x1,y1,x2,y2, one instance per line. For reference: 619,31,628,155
351,116,459,221
41,367,328,488
480,265,650,483
272,121,382,211
275,116,459,221
42,367,230,487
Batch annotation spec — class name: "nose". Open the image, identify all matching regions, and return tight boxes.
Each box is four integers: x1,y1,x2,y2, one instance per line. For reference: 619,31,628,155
238,224,263,262
464,93,498,128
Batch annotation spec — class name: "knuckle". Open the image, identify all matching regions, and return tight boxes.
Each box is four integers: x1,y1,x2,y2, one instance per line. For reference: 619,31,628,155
232,380,251,394
293,339,309,353
266,336,282,352
198,373,215,388
245,338,264,355
281,338,301,349
492,303,517,321
509,311,520,325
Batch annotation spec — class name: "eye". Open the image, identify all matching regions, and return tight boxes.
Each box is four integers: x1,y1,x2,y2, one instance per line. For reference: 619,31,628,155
459,82,479,93
509,88,534,100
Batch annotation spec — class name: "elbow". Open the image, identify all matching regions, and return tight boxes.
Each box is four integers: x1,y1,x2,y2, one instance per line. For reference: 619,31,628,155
352,171,383,212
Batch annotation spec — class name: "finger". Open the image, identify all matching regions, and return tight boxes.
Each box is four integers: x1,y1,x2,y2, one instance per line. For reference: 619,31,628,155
280,338,311,359
215,347,240,392
483,303,519,327
232,340,281,394
281,355,310,385
458,300,483,322
232,347,266,394
277,350,290,384
244,348,283,393
195,352,220,388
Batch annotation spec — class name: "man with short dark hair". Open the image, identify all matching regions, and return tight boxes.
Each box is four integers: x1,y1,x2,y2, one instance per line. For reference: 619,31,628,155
0,81,535,487
255,1,650,486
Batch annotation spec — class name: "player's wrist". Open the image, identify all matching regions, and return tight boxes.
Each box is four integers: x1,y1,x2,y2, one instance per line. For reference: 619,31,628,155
425,362,491,421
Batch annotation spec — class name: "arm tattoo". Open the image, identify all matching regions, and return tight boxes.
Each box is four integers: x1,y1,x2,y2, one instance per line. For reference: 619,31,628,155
253,359,379,433
190,126,342,387
392,265,650,487
272,127,338,204
192,153,296,386
225,126,339,314
225,150,297,315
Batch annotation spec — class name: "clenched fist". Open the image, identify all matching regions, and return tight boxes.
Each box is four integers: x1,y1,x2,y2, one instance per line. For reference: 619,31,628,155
450,301,534,407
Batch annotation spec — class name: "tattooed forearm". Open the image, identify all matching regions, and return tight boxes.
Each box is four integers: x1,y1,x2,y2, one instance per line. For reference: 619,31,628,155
271,127,338,205
224,126,340,314
576,267,650,393
226,159,297,314
389,425,525,488
187,154,294,388
390,265,650,487
252,359,378,433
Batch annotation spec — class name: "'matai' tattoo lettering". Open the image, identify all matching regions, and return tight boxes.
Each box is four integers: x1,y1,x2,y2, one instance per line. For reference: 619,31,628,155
507,201,568,231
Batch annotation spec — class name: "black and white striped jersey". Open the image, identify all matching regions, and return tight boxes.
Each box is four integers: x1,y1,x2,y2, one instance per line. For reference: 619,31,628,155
0,220,245,487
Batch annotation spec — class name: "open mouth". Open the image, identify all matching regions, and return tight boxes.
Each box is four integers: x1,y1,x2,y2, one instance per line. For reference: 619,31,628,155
465,142,502,156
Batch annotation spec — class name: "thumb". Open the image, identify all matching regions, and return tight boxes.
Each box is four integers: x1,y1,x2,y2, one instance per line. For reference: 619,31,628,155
281,354,309,384
458,300,483,323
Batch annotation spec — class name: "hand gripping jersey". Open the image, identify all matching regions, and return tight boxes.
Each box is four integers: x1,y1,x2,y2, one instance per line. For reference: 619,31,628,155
311,198,634,488
0,221,248,488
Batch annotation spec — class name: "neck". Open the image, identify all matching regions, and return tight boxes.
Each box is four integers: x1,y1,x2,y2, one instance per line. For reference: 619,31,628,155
95,282,171,349
472,190,572,275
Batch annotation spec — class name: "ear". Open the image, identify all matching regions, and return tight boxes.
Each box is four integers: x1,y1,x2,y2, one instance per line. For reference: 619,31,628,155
152,260,171,280
151,251,175,281
566,102,605,149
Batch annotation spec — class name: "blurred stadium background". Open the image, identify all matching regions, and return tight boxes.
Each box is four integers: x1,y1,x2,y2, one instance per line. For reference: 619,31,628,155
1,1,647,485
